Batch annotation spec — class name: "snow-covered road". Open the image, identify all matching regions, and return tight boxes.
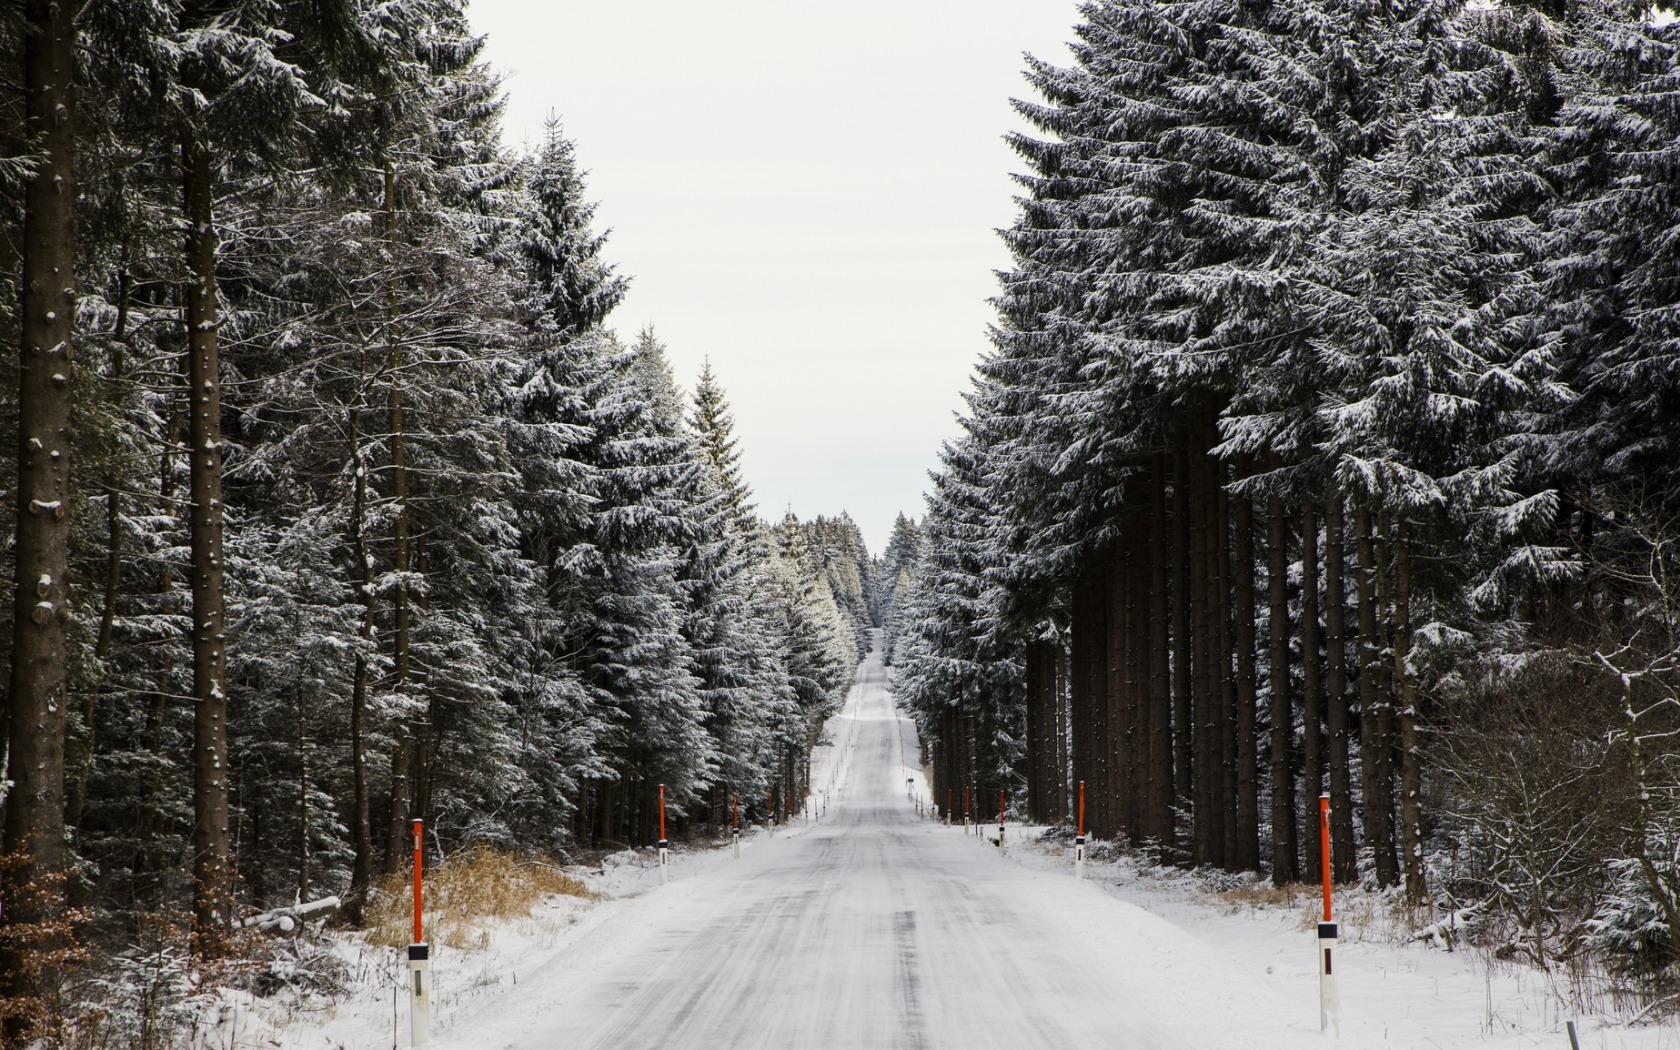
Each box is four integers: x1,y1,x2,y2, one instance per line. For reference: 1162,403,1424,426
442,649,1309,1049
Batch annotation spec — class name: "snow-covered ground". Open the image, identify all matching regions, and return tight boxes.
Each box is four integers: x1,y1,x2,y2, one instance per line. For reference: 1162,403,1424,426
227,650,1678,1050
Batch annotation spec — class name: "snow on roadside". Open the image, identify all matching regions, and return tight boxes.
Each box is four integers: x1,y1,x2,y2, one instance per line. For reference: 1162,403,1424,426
973,823,1677,1050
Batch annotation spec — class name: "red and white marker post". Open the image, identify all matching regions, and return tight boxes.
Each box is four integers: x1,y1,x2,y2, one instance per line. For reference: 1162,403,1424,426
964,786,971,835
997,789,1006,850
1075,780,1086,879
946,789,952,827
658,784,670,885
408,818,430,1046
768,786,776,834
1318,793,1341,1034
732,792,741,858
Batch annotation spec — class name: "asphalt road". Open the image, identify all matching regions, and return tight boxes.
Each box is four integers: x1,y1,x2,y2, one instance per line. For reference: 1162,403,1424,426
456,644,1298,1050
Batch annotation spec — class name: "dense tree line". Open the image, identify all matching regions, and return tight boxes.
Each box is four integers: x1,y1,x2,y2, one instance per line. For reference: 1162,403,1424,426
0,1,861,1031
894,0,1680,987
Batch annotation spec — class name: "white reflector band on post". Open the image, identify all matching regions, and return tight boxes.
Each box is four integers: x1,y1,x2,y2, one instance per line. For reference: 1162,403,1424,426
1318,920,1341,1035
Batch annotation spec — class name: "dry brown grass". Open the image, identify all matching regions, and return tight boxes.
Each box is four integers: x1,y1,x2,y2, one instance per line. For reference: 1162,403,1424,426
366,846,594,951
1201,880,1384,938
1208,881,1317,911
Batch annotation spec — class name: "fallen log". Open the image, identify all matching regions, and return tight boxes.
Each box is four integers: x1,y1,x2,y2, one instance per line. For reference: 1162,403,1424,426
239,895,342,934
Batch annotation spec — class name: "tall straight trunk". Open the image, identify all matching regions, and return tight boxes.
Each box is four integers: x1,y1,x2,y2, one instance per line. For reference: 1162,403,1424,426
1300,502,1324,881
1355,507,1398,887
1024,641,1043,822
1124,516,1148,840
1215,465,1237,868
1057,643,1071,820
1106,546,1127,840
1324,493,1358,882
1266,466,1298,884
1190,437,1216,865
1149,455,1174,844
1372,513,1401,887
183,132,233,939
3,0,76,1012
1231,467,1260,872
346,409,377,921
1394,520,1426,902
68,280,129,842
1070,576,1096,833
1171,435,1193,828
384,165,416,872
1091,553,1113,839
297,696,311,900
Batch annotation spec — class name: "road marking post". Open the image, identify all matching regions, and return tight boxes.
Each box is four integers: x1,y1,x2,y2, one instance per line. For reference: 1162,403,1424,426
408,818,430,1046
946,789,952,826
768,786,776,834
1075,780,1086,879
964,786,971,835
732,793,741,858
997,789,1006,850
1318,793,1340,1035
658,784,670,885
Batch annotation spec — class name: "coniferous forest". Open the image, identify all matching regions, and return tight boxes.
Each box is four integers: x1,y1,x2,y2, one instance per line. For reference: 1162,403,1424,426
889,0,1680,993
0,0,885,1034
13,0,1680,1040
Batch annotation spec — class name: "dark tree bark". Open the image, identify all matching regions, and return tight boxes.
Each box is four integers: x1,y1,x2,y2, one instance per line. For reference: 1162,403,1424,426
1355,507,1399,887
1190,436,1216,865
1300,502,1324,881
1105,544,1126,839
1171,434,1193,830
1149,456,1174,844
183,130,233,940
3,0,77,1015
1025,641,1044,822
384,165,417,873
346,408,377,922
1231,466,1260,872
1267,463,1298,884
1394,520,1426,902
1323,493,1358,882
1216,463,1237,868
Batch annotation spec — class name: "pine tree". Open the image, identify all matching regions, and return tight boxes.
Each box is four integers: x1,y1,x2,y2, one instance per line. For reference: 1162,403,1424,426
1,0,77,1021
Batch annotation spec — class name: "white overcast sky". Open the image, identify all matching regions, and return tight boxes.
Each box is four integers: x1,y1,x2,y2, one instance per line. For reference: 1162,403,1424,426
468,1,1081,553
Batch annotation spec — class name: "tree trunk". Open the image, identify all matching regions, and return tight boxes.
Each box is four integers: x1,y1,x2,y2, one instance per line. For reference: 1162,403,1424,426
384,164,417,873
2,0,77,1015
1190,438,1216,865
1324,493,1358,883
1025,641,1043,822
1212,464,1235,868
1149,455,1174,845
1394,520,1426,902
1231,468,1260,872
1171,434,1193,836
1070,571,1097,834
1106,544,1127,840
1355,507,1398,888
347,408,377,921
1266,470,1297,884
184,130,233,941
1300,502,1323,881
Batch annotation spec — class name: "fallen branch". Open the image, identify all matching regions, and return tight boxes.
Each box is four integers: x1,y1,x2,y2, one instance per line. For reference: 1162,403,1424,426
1411,900,1485,951
239,895,341,934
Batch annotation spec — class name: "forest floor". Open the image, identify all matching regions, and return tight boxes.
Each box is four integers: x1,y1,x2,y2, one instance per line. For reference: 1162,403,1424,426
205,657,1678,1050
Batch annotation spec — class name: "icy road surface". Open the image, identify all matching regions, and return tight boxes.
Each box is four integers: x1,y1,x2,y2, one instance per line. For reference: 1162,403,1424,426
445,648,1308,1049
